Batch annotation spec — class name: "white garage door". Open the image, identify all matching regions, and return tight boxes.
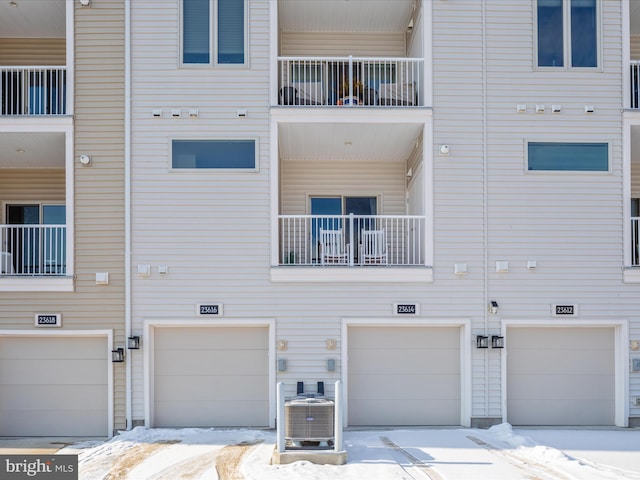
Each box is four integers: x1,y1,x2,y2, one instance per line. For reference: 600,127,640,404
0,336,108,436
153,326,269,427
507,327,615,426
348,326,461,426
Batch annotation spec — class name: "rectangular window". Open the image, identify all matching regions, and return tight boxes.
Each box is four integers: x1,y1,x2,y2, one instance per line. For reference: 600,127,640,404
172,140,256,169
182,0,246,65
527,142,608,171
537,0,597,68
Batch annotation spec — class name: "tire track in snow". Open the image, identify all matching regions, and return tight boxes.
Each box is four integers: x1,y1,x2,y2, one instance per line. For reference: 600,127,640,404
379,436,445,480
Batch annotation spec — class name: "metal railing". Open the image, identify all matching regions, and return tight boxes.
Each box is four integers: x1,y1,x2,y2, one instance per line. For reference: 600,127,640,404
0,67,67,115
278,214,425,266
632,62,640,109
0,225,67,275
277,56,423,107
633,217,640,266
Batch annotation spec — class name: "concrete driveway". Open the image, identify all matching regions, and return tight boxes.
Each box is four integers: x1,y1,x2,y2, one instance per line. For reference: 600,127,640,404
0,437,104,454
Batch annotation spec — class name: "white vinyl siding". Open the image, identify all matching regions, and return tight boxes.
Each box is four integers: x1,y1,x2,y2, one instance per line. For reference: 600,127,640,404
433,0,623,420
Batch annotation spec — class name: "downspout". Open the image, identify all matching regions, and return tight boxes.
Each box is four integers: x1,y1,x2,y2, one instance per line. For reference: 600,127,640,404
124,0,133,429
481,0,489,416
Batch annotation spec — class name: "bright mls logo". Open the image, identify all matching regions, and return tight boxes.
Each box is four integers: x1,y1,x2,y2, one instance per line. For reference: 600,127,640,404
1,455,77,479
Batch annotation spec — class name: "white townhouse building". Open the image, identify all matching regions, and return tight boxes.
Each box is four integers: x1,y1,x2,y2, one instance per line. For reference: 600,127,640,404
1,0,640,439
0,0,127,437
124,0,640,431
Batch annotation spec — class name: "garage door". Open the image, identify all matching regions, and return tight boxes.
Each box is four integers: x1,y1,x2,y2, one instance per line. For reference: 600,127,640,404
507,327,615,426
348,326,461,426
153,326,269,427
0,336,108,436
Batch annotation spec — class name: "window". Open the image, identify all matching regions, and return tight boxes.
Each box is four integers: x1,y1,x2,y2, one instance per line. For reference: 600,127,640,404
537,0,597,68
182,0,246,65
527,142,608,171
172,139,256,169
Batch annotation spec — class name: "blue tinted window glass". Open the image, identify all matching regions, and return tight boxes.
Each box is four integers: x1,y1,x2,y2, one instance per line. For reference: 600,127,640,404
538,0,564,67
218,0,244,64
528,142,608,171
172,140,255,168
571,0,597,67
183,0,210,64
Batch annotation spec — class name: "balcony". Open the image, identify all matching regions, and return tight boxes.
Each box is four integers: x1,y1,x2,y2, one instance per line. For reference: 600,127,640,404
631,62,640,109
278,214,425,267
277,57,423,107
1,67,67,116
1,224,66,276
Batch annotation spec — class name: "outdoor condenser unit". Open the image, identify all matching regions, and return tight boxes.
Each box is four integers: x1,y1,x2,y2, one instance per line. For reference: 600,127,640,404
284,397,335,442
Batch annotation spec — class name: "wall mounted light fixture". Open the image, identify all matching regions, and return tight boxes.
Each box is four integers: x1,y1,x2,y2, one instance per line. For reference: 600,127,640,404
491,335,505,349
476,335,489,348
127,336,141,350
112,347,125,362
489,300,499,314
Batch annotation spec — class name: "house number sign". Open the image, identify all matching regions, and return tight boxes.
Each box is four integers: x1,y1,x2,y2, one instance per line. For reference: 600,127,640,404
552,304,577,316
394,303,419,315
196,304,224,316
34,313,62,327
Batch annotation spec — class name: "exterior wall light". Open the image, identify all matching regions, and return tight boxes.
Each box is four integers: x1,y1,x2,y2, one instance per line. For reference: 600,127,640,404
489,300,499,314
476,335,489,348
112,347,125,362
127,336,141,349
491,335,505,349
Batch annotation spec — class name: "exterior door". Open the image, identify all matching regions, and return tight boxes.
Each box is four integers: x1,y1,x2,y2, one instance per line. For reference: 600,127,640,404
310,196,377,262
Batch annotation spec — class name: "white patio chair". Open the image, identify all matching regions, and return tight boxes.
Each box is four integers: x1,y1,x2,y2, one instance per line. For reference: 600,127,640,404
320,229,349,265
359,229,388,265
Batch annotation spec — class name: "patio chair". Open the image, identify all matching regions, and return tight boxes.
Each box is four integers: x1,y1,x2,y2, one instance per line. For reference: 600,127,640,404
320,229,350,265
359,229,389,265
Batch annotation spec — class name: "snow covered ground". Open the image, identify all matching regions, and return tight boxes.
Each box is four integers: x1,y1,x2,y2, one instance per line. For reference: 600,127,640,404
60,423,640,480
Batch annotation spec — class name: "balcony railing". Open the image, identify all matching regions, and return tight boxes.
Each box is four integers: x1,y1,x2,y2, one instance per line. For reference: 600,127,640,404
632,62,640,109
1,67,67,115
0,225,67,276
278,214,425,266
633,217,640,266
277,56,423,107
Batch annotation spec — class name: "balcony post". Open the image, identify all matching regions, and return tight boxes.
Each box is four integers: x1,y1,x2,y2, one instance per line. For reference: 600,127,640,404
349,213,355,266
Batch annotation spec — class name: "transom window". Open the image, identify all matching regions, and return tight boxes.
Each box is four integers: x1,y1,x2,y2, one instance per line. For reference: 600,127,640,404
527,142,608,171
172,139,256,169
537,0,598,68
182,0,246,65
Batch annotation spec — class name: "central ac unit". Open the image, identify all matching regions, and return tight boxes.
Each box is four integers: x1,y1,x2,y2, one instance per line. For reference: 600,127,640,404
284,398,335,442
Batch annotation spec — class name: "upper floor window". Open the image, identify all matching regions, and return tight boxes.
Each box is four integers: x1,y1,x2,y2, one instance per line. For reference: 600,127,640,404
172,139,256,169
527,142,608,171
182,0,246,65
537,0,597,68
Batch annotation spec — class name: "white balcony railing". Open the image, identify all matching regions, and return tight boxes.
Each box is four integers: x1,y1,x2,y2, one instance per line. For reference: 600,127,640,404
0,225,67,276
277,56,423,107
1,67,67,115
632,62,640,109
278,214,425,266
633,217,640,266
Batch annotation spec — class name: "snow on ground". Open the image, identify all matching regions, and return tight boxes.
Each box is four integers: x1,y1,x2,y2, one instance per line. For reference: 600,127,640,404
60,423,640,480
